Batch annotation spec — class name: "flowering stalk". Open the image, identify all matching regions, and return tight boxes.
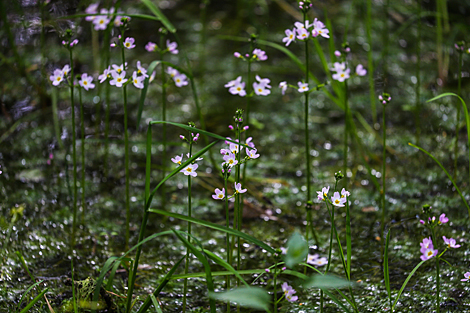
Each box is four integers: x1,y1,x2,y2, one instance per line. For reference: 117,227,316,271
160,31,168,212
118,24,131,250
379,93,391,241
224,174,230,313
453,42,464,181
78,87,86,223
235,110,243,287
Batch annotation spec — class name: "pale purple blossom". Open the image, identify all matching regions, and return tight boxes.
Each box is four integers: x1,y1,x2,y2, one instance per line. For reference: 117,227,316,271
212,188,225,200
79,73,95,91
443,236,461,249
246,148,260,159
171,154,183,165
50,69,64,86
181,163,198,177
439,213,449,224
166,40,179,54
296,27,309,40
317,186,329,201
173,73,188,87
253,48,268,61
331,62,350,82
356,64,367,76
312,18,329,38
223,153,238,167
123,37,136,49
109,71,127,87
420,237,438,261
145,42,157,52
297,82,309,93
462,272,470,282
331,191,347,207
132,71,145,89
99,66,111,83
225,76,246,97
234,52,241,58
341,188,350,198
93,15,111,30
234,182,247,194
253,75,271,96
282,29,296,46
279,81,288,95
61,64,71,76
136,61,149,77
85,3,99,22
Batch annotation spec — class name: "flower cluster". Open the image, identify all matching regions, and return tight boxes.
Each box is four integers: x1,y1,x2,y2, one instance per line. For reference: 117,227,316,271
84,4,129,30
166,67,189,87
282,18,329,47
418,206,460,261
171,131,203,177
281,282,298,302
99,61,148,89
145,39,179,55
378,93,392,105
49,64,71,87
225,75,271,97
234,48,268,62
316,186,350,207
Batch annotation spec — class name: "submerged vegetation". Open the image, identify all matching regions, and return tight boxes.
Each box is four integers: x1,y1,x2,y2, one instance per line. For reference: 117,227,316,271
1,0,470,312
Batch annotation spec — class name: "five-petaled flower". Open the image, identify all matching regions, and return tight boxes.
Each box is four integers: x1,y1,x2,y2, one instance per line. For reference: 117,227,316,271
79,73,95,91
253,75,272,96
124,37,136,49
181,163,198,177
110,71,128,87
145,42,157,52
171,154,183,165
132,71,145,89
50,69,64,86
252,48,268,61
174,73,189,87
443,236,461,249
297,82,309,93
246,148,260,159
462,272,470,282
341,188,350,198
331,191,347,207
166,40,179,54
282,29,296,46
225,76,246,97
420,237,438,261
223,153,238,167
439,213,449,224
317,186,329,201
312,18,330,38
331,62,350,82
234,182,247,194
212,188,225,200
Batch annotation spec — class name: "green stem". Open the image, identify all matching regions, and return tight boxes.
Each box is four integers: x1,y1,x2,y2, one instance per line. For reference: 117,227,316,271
273,262,278,313
161,50,167,211
120,40,130,250
183,143,193,313
453,51,462,181
69,48,77,247
343,80,349,182
381,104,386,242
430,228,440,313
236,122,242,284
415,0,422,144
366,0,376,124
382,0,390,83
79,87,85,224
224,177,230,313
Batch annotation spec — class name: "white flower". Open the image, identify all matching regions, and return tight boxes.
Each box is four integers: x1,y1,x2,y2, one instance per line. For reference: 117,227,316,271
317,186,330,201
166,66,180,78
173,73,188,87
123,37,136,49
50,69,64,86
171,154,183,165
136,61,149,78
99,66,111,83
279,81,287,95
297,82,309,93
181,163,198,177
212,188,225,200
112,63,126,74
282,29,296,46
312,18,329,38
296,27,309,40
225,77,246,97
331,191,347,207
109,71,127,87
246,148,260,159
132,71,145,89
331,62,350,82
93,15,111,30
79,73,95,91
223,153,238,167
234,182,247,194
253,76,271,96
61,64,71,76
341,188,350,198
85,3,99,22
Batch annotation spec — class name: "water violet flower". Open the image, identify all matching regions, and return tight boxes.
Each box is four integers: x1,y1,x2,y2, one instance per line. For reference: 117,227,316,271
297,82,309,93
341,188,350,198
166,40,179,54
296,27,309,40
166,66,179,78
246,148,260,159
132,71,145,89
279,81,287,95
212,188,225,200
234,182,247,194
174,73,189,87
439,213,449,224
223,153,238,167
85,3,99,22
462,272,470,282
356,64,367,76
171,154,183,165
136,61,149,77
99,66,111,83
181,163,198,177
109,71,127,87
312,18,329,38
252,48,267,61
331,191,347,207
419,237,438,261
282,282,295,297
123,37,136,49
145,42,157,52
317,186,329,201
79,73,95,91
50,69,64,86
282,28,296,46
112,63,126,74
331,62,350,82
93,15,111,30
443,236,461,249
253,76,271,96
225,76,246,97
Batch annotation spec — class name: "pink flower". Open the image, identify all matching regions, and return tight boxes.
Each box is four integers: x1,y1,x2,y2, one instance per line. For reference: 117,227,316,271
356,64,367,76
136,61,149,78
279,81,287,95
282,28,296,46
132,71,145,89
93,15,111,30
234,182,247,194
312,18,329,38
212,188,225,200
145,42,157,52
109,71,127,87
123,37,136,49
253,48,267,61
334,50,341,57
462,272,470,282
79,73,95,91
171,154,183,165
246,148,260,159
331,62,350,82
253,75,271,96
99,66,111,83
234,52,241,58
341,188,350,198
419,237,437,261
443,236,461,249
297,82,309,93
296,27,309,40
166,40,179,54
223,153,238,167
225,76,246,97
85,3,99,22
50,69,64,86
439,213,449,224
173,73,188,87
316,186,329,201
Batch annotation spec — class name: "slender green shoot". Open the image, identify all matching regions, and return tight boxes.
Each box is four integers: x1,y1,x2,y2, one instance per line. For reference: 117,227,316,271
79,87,86,223
391,259,427,310
453,48,463,181
68,46,77,247
365,0,376,123
383,230,392,309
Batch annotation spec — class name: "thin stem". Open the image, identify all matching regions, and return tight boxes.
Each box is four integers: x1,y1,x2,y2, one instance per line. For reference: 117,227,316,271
343,80,349,182
453,51,462,181
69,48,77,247
160,39,167,212
236,123,242,282
79,87,85,224
120,41,130,250
381,104,386,242
273,263,278,313
183,143,193,313
415,0,422,144
366,0,376,124
224,177,230,313
430,228,440,313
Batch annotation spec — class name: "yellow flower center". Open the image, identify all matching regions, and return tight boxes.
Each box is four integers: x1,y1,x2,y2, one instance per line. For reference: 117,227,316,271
84,81,88,85
335,199,340,204
218,194,223,199
117,78,122,82
56,77,61,81
427,251,433,256
187,168,192,172
229,160,234,164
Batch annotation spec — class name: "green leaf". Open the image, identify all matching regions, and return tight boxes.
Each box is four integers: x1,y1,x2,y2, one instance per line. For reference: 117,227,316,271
384,230,392,304
149,209,276,254
304,274,354,289
18,288,48,313
15,280,44,313
283,232,308,268
172,230,216,313
392,259,427,310
209,287,271,312
320,288,353,313
139,0,176,33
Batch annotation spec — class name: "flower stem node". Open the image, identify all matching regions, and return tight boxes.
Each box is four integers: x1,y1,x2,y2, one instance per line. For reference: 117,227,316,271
305,200,313,211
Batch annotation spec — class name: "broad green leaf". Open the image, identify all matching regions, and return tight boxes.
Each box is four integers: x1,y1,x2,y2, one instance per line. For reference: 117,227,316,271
283,232,308,268
209,287,271,312
139,0,176,32
304,274,353,289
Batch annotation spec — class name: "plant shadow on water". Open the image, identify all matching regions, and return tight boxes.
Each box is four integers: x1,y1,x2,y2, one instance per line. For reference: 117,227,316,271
1,0,470,312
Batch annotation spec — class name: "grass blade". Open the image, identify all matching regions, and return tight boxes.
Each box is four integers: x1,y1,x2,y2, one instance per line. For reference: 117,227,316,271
139,0,176,32
203,250,250,287
172,230,216,313
320,288,352,313
384,230,392,308
392,259,427,310
149,209,276,254
209,287,271,312
18,288,49,313
149,294,163,313
15,280,44,313
408,142,470,218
